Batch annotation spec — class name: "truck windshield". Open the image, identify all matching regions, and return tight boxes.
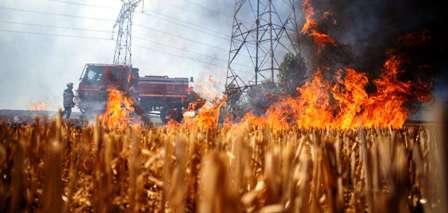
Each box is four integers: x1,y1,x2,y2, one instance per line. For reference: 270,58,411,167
83,65,125,84
84,66,104,82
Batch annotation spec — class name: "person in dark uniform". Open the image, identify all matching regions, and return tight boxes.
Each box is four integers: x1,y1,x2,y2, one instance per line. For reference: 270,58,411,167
63,82,75,119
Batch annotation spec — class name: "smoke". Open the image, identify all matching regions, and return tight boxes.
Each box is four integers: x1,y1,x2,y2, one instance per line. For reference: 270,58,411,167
1,0,445,113
0,0,234,110
297,0,447,99
193,70,226,102
236,0,447,118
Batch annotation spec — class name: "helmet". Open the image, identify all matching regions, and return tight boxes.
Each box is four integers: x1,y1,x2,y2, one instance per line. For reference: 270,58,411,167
67,82,74,88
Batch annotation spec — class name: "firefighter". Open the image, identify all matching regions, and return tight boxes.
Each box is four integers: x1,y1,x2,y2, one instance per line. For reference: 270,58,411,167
63,82,75,119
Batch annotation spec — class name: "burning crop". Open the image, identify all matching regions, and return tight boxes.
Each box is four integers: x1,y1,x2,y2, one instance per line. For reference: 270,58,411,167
0,0,446,212
100,88,136,130
0,116,445,212
0,82,445,212
254,54,413,130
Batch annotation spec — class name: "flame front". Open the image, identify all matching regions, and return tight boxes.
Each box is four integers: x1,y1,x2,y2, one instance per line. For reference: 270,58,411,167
182,98,226,131
100,88,135,129
175,54,413,131
99,0,423,131
241,55,412,130
30,101,48,111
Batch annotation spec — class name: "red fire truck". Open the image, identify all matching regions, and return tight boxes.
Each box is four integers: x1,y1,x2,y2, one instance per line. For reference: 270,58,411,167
76,64,203,123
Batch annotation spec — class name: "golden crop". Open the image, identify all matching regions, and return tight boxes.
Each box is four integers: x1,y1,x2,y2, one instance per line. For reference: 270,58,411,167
0,117,444,212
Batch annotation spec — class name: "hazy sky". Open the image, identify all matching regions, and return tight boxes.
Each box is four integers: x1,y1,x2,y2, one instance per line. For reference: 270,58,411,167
0,0,235,110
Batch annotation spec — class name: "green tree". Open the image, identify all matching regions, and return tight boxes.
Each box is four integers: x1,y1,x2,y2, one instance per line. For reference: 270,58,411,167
278,53,307,95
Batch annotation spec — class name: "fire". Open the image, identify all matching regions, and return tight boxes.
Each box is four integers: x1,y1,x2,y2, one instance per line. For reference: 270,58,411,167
97,0,421,132
359,56,412,128
193,74,224,101
309,31,335,47
301,0,316,33
176,55,413,131
100,88,135,129
301,0,335,49
30,101,48,111
250,55,412,130
181,99,226,131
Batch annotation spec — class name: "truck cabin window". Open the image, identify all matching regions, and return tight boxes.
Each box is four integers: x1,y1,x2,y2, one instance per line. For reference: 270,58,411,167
83,66,123,83
84,66,103,83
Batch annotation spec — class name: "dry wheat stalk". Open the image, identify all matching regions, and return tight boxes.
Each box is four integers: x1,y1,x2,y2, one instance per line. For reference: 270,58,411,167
0,118,444,212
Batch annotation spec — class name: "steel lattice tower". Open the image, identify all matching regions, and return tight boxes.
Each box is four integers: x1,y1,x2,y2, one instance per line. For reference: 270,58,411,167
225,0,299,102
113,0,144,65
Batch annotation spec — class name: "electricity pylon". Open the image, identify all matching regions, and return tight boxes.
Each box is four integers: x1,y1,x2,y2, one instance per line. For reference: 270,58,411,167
113,0,144,65
225,0,299,104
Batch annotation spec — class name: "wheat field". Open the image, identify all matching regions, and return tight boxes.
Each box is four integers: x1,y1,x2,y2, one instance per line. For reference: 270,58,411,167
0,116,445,212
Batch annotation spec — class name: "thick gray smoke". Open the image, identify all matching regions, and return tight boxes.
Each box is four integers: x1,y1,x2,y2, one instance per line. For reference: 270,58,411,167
298,0,447,84
237,0,447,117
290,0,448,113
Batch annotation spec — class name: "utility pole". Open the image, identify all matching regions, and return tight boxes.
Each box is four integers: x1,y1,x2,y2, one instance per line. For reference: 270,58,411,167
225,0,299,105
113,0,144,65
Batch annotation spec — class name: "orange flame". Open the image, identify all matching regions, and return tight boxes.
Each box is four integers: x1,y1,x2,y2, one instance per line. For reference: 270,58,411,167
301,0,336,50
266,55,412,129
301,0,316,33
100,88,135,129
94,0,417,131
359,56,412,128
30,101,48,111
174,55,413,131
101,57,413,130
180,98,227,131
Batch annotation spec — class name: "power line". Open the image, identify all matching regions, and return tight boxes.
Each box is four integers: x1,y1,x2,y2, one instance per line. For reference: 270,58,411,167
0,28,220,67
134,36,249,69
184,0,219,13
48,0,117,9
134,24,226,50
135,44,225,68
44,0,230,40
0,20,111,33
141,11,229,39
0,4,227,49
162,0,233,19
0,21,226,62
134,35,221,60
0,28,111,40
1,18,226,52
0,28,245,69
1,24,239,67
50,0,228,18
0,6,114,22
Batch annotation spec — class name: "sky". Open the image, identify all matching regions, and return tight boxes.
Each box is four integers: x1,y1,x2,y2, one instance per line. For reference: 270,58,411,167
0,0,235,110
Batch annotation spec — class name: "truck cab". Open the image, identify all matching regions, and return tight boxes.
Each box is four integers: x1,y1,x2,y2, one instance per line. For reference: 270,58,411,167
76,64,139,115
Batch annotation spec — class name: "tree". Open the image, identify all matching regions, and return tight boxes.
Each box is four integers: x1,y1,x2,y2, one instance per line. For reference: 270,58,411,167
278,53,307,95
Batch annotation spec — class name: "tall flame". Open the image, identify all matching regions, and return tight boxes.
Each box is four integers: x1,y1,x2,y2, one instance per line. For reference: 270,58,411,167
181,99,227,131
301,0,316,33
100,88,135,129
97,0,421,131
243,55,412,130
173,55,413,131
301,0,335,49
